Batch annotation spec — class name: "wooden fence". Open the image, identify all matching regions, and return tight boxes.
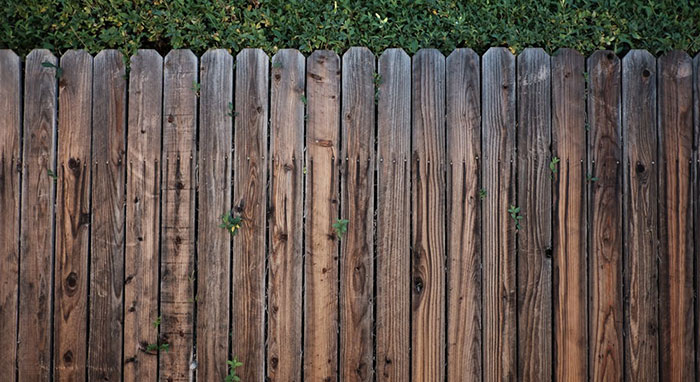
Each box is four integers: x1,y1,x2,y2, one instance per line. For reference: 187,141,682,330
0,47,698,381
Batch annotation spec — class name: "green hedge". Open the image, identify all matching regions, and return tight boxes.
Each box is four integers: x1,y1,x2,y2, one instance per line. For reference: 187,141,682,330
2,0,699,57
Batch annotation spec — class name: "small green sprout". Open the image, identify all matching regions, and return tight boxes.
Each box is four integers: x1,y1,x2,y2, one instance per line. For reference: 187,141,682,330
508,205,523,231
586,173,599,183
301,95,307,105
332,218,349,240
374,73,383,103
192,81,201,97
227,102,238,118
145,341,169,353
226,358,243,382
479,188,487,200
47,169,58,181
42,61,63,79
549,156,560,178
220,210,243,236
152,316,161,328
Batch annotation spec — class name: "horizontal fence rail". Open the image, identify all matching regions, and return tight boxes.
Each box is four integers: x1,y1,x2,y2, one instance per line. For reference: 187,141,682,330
0,47,698,381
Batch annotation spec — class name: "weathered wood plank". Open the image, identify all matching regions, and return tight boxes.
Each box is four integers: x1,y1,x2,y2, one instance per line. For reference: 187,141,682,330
340,46,375,382
551,48,587,381
89,49,126,382
123,49,163,382
160,49,197,382
232,48,268,382
587,50,623,382
18,49,57,382
516,48,552,381
268,49,305,382
375,48,410,382
481,47,517,382
0,49,21,382
411,48,446,382
694,52,700,378
53,50,92,381
658,50,694,381
621,49,659,381
196,49,233,382
445,48,481,382
304,50,340,382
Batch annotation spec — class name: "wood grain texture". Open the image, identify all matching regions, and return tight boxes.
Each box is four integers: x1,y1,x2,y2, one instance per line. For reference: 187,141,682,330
53,50,92,381
587,50,623,382
445,48,481,382
694,53,700,379
160,49,197,382
375,48,410,382
18,49,57,382
621,49,658,381
89,49,126,382
411,48,446,382
657,51,694,382
123,49,163,382
0,49,21,382
196,49,232,382
232,48,268,382
516,48,552,381
481,47,517,382
340,47,375,382
551,48,587,381
268,49,305,382
304,50,340,382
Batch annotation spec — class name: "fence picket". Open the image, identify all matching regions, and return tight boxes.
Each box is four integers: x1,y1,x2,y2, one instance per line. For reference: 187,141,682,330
621,49,659,380
376,48,411,382
232,48,268,382
658,50,694,381
588,50,623,382
18,49,57,382
445,48,482,382
340,46,376,382
516,47,553,381
481,47,517,381
196,49,233,382
89,49,127,382
411,48,446,382
0,49,21,382
160,49,197,382
304,50,341,382
268,49,305,382
124,49,163,382
551,48,587,381
54,50,92,381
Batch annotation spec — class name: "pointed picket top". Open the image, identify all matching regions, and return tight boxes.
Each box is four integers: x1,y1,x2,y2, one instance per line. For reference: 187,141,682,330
343,46,375,62
414,47,445,62
236,47,269,63
446,48,479,66
552,47,583,60
164,49,198,76
308,49,341,71
483,46,514,61
129,49,163,77
61,49,92,61
379,47,410,63
94,49,124,63
272,48,304,65
588,50,620,69
0,49,19,63
659,50,692,80
27,49,58,79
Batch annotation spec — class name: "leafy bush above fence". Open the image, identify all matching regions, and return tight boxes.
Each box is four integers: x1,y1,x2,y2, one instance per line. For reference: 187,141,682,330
2,0,699,57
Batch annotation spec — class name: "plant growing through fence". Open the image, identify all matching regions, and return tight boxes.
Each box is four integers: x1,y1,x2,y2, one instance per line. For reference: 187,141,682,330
192,81,201,97
508,205,523,231
479,188,487,200
586,173,599,183
220,210,243,236
549,156,560,178
225,358,243,382
145,342,169,353
332,218,349,240
41,61,63,79
152,315,161,328
374,73,383,103
227,102,238,117
47,169,58,181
